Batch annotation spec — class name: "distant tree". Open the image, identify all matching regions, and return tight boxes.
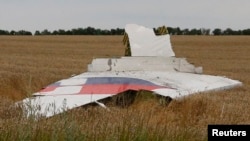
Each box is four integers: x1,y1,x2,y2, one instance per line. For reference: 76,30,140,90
242,29,250,35
167,27,182,35
189,28,200,35
167,27,174,35
41,29,51,35
182,28,189,35
57,29,66,35
176,27,182,35
66,30,72,35
34,30,41,35
95,28,101,35
234,30,242,35
0,30,9,35
16,30,32,35
10,30,16,35
213,28,222,35
116,28,125,35
110,29,116,35
71,28,82,35
189,29,196,35
223,28,234,35
110,28,124,35
86,26,95,35
52,30,59,35
101,29,111,35
25,31,32,35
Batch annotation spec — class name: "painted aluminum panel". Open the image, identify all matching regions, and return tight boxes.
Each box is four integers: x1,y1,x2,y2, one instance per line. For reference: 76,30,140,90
125,24,175,57
88,57,202,73
16,23,242,119
19,71,242,118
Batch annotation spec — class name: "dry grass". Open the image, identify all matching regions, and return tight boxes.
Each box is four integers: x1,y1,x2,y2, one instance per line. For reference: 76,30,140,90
0,35,250,140
0,36,124,100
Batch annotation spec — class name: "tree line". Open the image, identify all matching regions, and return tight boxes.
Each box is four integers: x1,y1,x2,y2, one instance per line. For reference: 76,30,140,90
1,26,250,35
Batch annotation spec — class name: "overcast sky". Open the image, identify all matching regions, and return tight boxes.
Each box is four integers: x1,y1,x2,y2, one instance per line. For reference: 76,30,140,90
1,0,250,33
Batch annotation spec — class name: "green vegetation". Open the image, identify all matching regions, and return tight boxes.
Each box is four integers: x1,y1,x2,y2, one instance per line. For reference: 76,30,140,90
1,26,250,35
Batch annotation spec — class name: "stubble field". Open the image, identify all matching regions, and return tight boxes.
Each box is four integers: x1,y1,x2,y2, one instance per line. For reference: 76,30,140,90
0,35,249,140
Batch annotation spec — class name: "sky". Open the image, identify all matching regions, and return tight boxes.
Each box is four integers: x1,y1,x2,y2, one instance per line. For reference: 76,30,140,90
1,0,250,33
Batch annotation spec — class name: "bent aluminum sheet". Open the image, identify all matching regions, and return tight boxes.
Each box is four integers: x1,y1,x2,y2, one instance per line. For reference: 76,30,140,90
20,71,242,118
88,56,203,74
125,24,175,57
17,23,242,118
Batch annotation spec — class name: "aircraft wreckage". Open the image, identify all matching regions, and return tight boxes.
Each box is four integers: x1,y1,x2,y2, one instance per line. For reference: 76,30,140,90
17,24,242,118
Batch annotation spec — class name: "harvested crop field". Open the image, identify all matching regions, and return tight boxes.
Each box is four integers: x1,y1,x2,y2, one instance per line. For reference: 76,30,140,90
0,35,250,140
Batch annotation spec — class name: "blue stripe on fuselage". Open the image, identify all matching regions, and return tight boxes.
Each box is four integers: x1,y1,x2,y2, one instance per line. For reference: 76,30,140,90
85,77,159,86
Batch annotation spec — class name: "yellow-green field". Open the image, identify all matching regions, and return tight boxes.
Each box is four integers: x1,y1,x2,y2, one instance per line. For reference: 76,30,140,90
0,35,249,140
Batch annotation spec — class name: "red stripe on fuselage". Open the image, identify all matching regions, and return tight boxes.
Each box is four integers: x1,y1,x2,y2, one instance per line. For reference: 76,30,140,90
40,86,57,92
78,84,165,94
